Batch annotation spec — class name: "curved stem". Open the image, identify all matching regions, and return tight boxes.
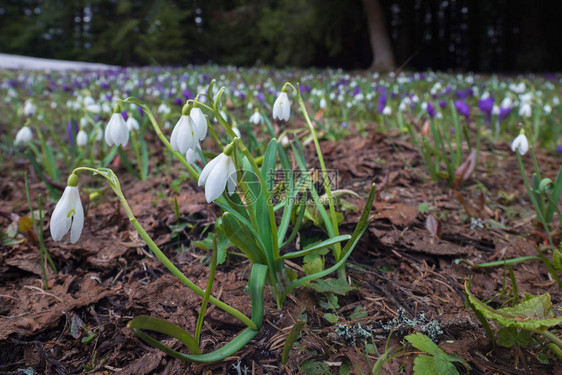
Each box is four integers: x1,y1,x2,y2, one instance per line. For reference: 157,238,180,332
295,84,342,262
72,167,257,331
195,235,218,344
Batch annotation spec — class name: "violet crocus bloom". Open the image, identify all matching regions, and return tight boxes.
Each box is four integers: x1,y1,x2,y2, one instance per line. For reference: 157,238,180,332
499,106,511,122
427,102,436,119
454,100,470,119
67,119,79,147
378,94,387,114
556,145,562,154
121,111,129,121
439,100,447,109
478,97,494,117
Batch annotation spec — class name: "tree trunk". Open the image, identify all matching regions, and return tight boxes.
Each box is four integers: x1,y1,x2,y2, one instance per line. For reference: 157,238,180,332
362,0,395,70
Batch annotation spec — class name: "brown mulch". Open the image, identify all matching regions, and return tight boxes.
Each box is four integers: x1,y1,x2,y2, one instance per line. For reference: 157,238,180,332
1,129,561,374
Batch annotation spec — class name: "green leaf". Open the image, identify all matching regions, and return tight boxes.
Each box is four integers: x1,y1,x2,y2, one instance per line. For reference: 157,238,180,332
281,235,350,259
545,168,562,222
128,315,201,355
496,327,516,348
299,359,330,375
221,213,265,264
303,254,324,275
279,183,376,302
261,139,278,194
324,313,339,324
413,354,459,375
282,321,306,364
130,264,268,363
349,306,368,320
309,278,355,295
464,283,562,330
406,332,442,356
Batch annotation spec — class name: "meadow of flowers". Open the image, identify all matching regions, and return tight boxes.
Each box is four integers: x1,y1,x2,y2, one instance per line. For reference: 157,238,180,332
2,65,562,374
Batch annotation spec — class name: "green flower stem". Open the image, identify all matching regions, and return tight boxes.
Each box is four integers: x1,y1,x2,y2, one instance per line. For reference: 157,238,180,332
515,153,562,288
72,167,257,331
195,235,218,344
294,84,341,262
130,130,145,180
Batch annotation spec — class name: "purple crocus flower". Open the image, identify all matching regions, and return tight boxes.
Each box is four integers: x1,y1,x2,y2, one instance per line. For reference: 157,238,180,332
557,145,562,154
478,97,494,118
121,111,129,121
439,100,447,109
137,106,144,119
174,97,183,106
67,119,79,147
454,100,470,118
182,89,194,101
499,106,511,122
427,102,436,119
378,94,387,114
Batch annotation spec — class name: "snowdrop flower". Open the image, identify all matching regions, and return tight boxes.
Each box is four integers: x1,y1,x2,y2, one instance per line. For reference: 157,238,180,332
126,116,140,131
501,97,513,109
553,97,560,106
511,133,529,155
95,128,103,141
543,104,552,114
249,110,262,124
273,91,290,121
190,107,207,140
170,115,199,154
185,144,202,164
23,100,36,117
492,105,500,116
158,103,171,114
76,130,88,147
518,103,531,118
50,174,84,244
382,106,392,115
15,126,33,144
105,113,129,147
198,149,237,203
319,98,327,109
232,127,241,138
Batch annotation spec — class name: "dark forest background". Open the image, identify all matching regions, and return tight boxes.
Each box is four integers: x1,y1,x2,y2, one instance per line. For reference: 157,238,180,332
0,0,560,72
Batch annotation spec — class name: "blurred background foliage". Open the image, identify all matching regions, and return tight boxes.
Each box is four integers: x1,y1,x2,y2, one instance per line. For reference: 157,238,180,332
0,0,560,71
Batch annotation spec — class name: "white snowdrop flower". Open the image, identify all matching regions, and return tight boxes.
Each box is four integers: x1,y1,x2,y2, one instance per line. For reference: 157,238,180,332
319,98,326,109
15,126,33,144
170,115,199,154
232,127,241,138
158,103,171,114
382,106,392,115
273,91,291,121
501,97,513,109
51,102,58,109
104,113,129,147
50,176,84,244
198,152,237,203
544,104,552,114
511,133,529,155
164,121,172,129
96,128,103,141
281,136,290,147
249,110,262,125
23,100,36,117
436,112,443,119
553,96,559,106
80,117,88,128
421,102,428,111
519,103,531,118
185,144,202,164
412,95,419,103
76,130,88,147
84,96,95,107
190,107,208,140
126,117,140,131
492,105,500,116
